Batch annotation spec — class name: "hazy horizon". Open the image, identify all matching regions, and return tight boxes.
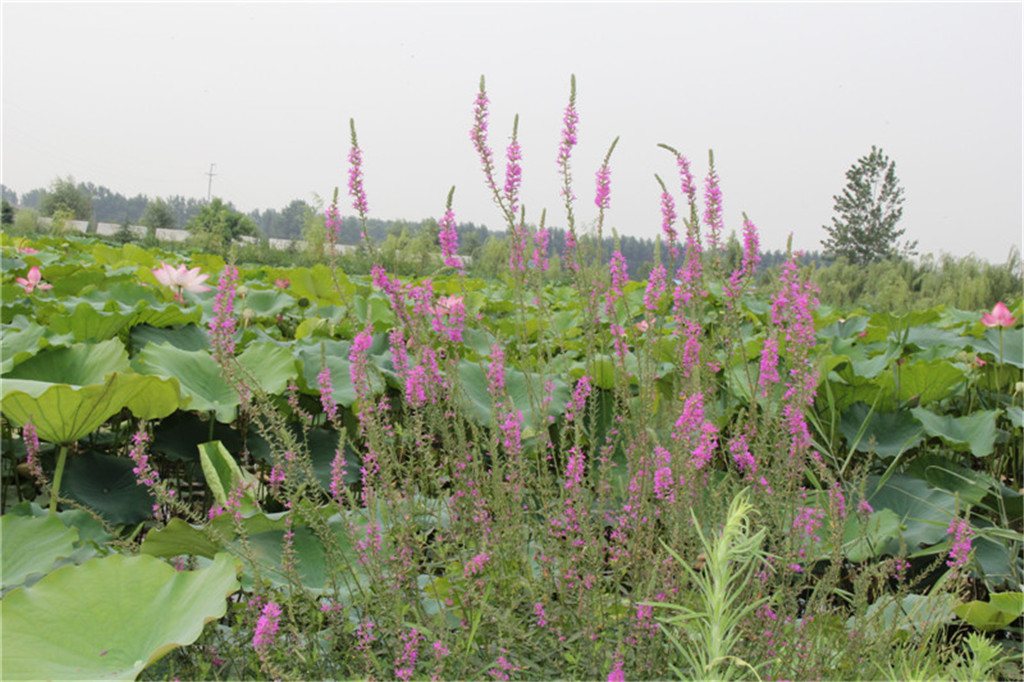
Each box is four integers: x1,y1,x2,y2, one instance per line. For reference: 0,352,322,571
2,2,1021,263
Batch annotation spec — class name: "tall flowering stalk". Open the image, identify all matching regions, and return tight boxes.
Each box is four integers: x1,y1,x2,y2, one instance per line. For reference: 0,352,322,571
324,192,342,244
347,118,378,263
655,174,680,262
703,150,724,251
590,136,619,268
504,115,523,219
438,186,463,269
348,119,370,220
770,249,822,475
209,264,239,361
470,76,499,197
558,74,580,263
659,143,700,227
725,213,761,301
22,421,45,484
252,601,282,657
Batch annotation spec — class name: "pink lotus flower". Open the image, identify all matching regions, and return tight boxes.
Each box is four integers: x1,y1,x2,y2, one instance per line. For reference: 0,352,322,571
15,266,52,293
981,302,1017,328
274,278,290,290
152,262,211,302
17,246,39,255
432,295,463,317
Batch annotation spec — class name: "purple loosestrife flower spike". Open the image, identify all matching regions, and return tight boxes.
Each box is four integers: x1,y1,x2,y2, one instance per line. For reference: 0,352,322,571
557,75,579,227
438,186,463,269
324,189,342,244
595,165,611,211
593,136,619,250
504,115,523,218
703,150,723,250
252,601,282,654
470,76,498,195
594,138,618,210
655,173,679,261
208,264,239,359
946,516,974,569
658,143,697,203
348,119,369,220
23,421,45,484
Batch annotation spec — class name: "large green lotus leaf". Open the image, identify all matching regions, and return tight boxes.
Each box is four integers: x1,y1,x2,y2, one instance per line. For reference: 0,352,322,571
903,325,970,353
141,512,289,559
132,301,204,331
151,411,263,462
133,343,238,422
84,281,163,307
6,501,116,549
1,514,78,592
130,323,210,353
2,338,130,386
237,342,298,395
0,320,74,373
295,339,360,407
1,372,182,444
817,316,870,342
853,593,958,640
954,592,1024,631
456,359,570,430
905,453,996,506
241,289,295,319
271,263,345,305
968,327,1024,368
236,520,367,598
47,267,108,297
838,402,924,458
198,440,260,514
866,474,955,554
839,358,965,412
911,407,999,458
971,522,1021,590
139,517,222,559
0,552,239,681
60,450,155,525
841,508,902,563
48,300,136,342
308,428,363,490
887,358,965,407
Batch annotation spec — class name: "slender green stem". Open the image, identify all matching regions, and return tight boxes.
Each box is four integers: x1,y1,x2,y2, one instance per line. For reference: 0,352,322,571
49,445,68,514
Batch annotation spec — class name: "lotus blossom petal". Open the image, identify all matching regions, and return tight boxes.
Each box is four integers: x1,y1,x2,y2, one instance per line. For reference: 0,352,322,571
152,263,177,288
980,302,1017,328
152,262,211,299
15,266,52,293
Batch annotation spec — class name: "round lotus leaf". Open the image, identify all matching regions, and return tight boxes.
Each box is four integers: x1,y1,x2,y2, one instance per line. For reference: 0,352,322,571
1,552,239,680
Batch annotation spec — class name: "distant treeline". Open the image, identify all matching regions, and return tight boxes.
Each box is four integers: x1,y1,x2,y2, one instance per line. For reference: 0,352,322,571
1,180,821,281
5,180,1019,311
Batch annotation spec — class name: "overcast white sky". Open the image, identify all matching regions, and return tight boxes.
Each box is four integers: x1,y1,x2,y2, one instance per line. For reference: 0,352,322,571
2,2,1021,262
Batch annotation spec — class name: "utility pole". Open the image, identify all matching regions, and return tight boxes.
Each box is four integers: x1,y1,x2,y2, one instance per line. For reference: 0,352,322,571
205,163,217,203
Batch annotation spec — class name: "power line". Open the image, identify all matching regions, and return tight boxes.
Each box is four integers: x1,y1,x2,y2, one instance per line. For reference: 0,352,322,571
205,163,216,202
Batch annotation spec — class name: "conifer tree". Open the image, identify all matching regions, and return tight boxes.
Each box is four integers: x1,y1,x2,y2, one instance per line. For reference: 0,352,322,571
821,146,915,264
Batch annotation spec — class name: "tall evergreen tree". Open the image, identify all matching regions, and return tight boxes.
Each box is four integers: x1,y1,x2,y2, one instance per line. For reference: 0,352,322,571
821,146,915,265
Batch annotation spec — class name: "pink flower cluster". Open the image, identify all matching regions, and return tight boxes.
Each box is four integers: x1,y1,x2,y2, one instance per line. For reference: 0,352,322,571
208,265,239,358
438,205,462,269
348,126,370,219
595,164,612,210
946,516,974,569
15,266,53,294
252,601,282,654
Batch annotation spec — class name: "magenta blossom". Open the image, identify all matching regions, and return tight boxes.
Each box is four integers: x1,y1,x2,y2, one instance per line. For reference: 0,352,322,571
153,262,210,301
981,302,1017,328
15,266,52,293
